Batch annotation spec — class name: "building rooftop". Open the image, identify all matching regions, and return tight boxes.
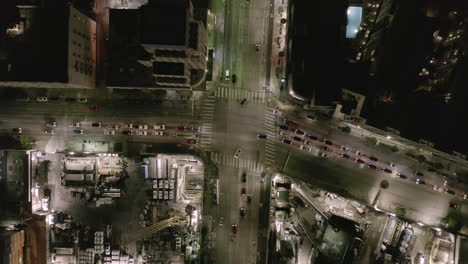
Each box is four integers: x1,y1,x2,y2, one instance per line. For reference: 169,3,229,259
140,0,189,47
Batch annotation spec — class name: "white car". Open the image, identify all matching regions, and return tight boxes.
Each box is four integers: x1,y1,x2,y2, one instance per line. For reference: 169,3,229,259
137,124,148,129
234,148,241,159
69,122,80,127
107,124,119,129
136,131,147,136
44,129,55,135
124,124,133,128
153,124,166,130
300,145,311,151
37,97,48,102
78,98,88,103
104,130,116,135
152,131,164,136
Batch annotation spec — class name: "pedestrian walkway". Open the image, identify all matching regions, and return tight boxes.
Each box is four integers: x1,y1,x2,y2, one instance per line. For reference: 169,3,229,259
199,96,216,150
263,107,278,168
215,86,266,103
210,152,264,173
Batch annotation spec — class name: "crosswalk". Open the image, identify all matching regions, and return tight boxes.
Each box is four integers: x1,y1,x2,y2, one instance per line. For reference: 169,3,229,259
263,107,278,168
215,86,266,103
210,152,264,173
199,96,216,150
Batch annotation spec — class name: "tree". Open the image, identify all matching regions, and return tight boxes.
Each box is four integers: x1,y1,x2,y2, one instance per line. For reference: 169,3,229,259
380,180,389,189
390,145,399,152
442,212,462,233
366,137,377,145
341,126,351,133
18,136,34,150
395,207,406,217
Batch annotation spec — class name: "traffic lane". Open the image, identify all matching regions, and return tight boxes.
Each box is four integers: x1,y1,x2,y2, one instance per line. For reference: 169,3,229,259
217,166,242,263
279,118,464,195
278,147,465,226
5,102,194,118
211,100,266,159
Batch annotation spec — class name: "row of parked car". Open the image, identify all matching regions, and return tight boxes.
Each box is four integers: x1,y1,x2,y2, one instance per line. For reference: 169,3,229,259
17,97,89,103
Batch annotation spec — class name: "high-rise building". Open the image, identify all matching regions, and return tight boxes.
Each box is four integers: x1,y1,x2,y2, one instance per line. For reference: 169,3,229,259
107,0,207,89
0,3,97,89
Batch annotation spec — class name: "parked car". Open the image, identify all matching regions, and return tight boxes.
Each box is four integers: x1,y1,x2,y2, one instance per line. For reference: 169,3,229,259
153,131,164,136
92,122,102,127
369,156,379,162
78,98,88,103
282,138,292,145
89,105,99,110
69,122,80,127
123,130,133,135
292,136,302,142
295,129,305,135
241,187,246,196
340,153,350,159
124,124,133,128
368,164,377,169
240,98,247,105
445,189,455,195
278,124,288,130
104,130,116,135
323,139,333,145
449,202,458,209
257,134,267,139
13,128,22,134
47,121,57,127
65,97,76,102
136,131,148,136
137,124,148,130
16,97,30,102
74,129,84,134
153,124,166,130
397,173,407,179
231,74,237,85
247,194,252,203
307,134,318,140
414,171,424,177
37,97,48,102
355,158,365,164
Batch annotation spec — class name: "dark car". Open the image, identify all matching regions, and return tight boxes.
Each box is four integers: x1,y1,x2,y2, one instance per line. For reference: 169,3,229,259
292,136,302,142
307,134,318,140
397,173,407,179
416,178,426,185
449,202,458,209
241,172,247,183
445,189,455,195
278,124,288,130
92,122,101,127
241,187,246,195
282,139,292,145
65,97,76,102
368,164,377,169
322,146,329,151
89,105,99,111
340,153,350,159
283,119,296,125
257,134,267,139
231,74,237,84
247,194,252,203
323,139,333,145
240,98,247,105
232,224,238,234
240,207,246,217
186,139,198,144
255,44,260,53
369,156,379,162
123,130,133,135
414,171,424,177
355,158,365,164
176,126,185,131
294,129,305,135
383,168,392,174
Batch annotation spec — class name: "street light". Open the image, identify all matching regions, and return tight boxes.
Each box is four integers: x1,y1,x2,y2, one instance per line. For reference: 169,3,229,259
386,136,391,140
